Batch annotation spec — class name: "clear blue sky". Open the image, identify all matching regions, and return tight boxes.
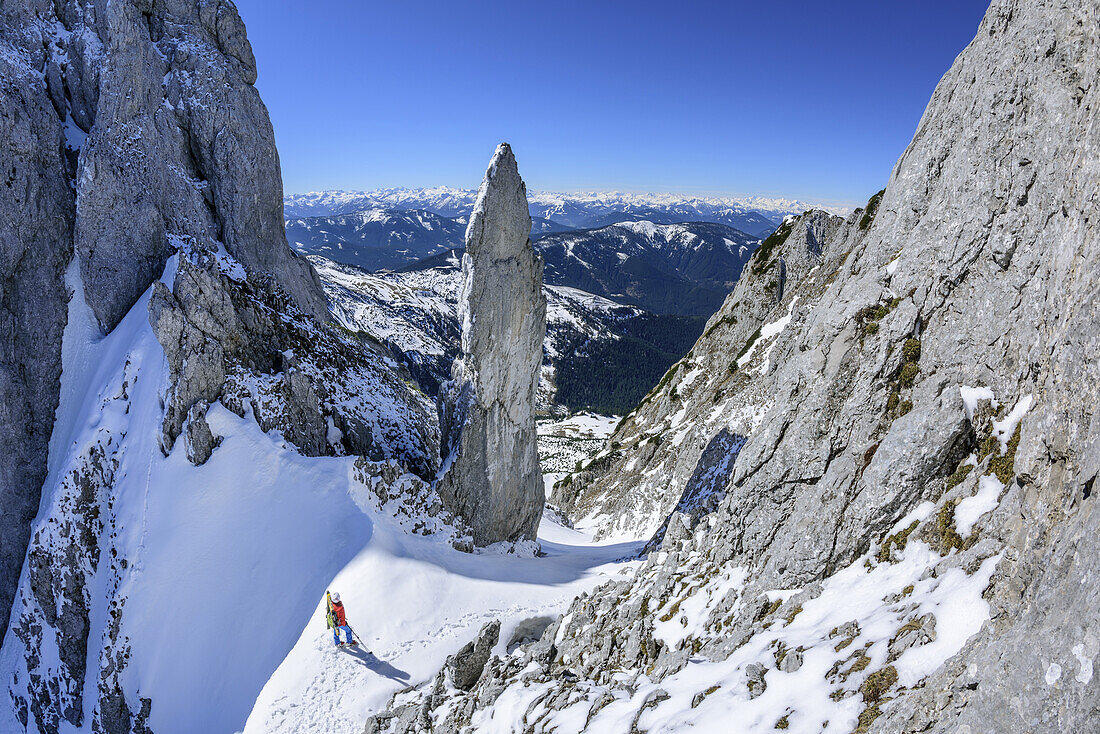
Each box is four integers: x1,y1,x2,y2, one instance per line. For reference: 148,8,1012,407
235,1,990,206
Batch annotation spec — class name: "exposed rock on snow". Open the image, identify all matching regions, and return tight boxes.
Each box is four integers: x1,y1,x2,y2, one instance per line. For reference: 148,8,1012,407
446,620,500,691
366,1,1100,731
437,144,547,545
184,400,221,466
150,249,440,477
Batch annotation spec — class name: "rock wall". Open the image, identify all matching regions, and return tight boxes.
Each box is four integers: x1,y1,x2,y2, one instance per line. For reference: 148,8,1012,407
368,1,1100,731
437,144,547,545
0,22,75,659
550,209,843,541
0,0,328,642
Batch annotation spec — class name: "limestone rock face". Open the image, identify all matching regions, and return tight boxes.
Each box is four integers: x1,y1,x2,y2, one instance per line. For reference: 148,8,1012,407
0,0,328,641
0,19,75,642
437,144,547,545
367,1,1100,731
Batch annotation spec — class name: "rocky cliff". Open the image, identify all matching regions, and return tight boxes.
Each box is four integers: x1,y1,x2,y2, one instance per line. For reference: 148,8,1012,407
0,0,330,644
437,144,547,545
368,1,1100,731
0,2,443,731
550,209,842,542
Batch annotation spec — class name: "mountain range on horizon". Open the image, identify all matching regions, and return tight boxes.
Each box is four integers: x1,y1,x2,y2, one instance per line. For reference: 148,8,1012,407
282,186,851,235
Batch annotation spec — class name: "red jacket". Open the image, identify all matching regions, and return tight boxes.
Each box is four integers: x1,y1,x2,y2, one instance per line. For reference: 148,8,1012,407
331,601,347,626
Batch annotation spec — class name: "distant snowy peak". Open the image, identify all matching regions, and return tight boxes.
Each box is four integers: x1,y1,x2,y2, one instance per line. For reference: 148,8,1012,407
283,188,476,219
284,187,849,235
609,220,751,255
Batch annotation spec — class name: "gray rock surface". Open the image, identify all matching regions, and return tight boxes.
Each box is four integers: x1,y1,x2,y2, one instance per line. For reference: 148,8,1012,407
183,400,220,466
0,0,328,644
0,16,75,643
62,0,328,331
367,1,1100,731
447,620,500,691
437,144,547,545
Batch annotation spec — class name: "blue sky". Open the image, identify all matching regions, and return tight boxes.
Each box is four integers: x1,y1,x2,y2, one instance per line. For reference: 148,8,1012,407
235,1,990,206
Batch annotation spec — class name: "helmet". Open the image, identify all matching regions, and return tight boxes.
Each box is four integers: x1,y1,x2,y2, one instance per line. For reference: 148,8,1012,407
330,592,341,603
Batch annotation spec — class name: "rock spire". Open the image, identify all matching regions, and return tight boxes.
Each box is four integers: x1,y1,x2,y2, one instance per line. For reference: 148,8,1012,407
438,144,547,545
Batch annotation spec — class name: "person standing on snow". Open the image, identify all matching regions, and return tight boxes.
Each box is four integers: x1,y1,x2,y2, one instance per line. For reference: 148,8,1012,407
326,591,357,647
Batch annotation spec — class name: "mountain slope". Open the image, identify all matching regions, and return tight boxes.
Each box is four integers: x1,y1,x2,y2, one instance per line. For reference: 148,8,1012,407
285,209,467,271
285,209,574,273
537,220,760,316
0,0,328,650
312,255,703,416
365,1,1100,732
551,209,842,541
296,218,760,317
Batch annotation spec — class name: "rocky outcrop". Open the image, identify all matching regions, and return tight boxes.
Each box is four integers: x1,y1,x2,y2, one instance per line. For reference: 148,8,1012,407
367,1,1100,731
0,0,329,643
62,0,328,331
149,249,440,478
550,209,844,541
437,144,547,545
365,621,501,734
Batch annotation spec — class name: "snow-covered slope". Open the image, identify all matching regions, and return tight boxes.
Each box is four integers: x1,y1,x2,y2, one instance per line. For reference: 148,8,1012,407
283,187,848,237
242,511,641,734
0,241,442,732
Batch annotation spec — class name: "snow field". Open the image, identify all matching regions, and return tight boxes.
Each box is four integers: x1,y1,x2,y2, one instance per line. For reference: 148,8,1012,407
244,513,643,733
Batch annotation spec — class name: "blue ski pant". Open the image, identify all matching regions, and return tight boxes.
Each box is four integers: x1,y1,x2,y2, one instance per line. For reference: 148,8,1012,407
333,624,353,645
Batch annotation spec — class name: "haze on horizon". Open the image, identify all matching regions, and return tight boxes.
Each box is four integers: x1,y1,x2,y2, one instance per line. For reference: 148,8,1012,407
236,1,990,207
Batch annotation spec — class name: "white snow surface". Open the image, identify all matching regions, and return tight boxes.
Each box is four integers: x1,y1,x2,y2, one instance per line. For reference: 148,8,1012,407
0,264,641,734
245,519,640,733
955,474,1004,537
0,269,387,732
960,385,997,421
991,394,1034,451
